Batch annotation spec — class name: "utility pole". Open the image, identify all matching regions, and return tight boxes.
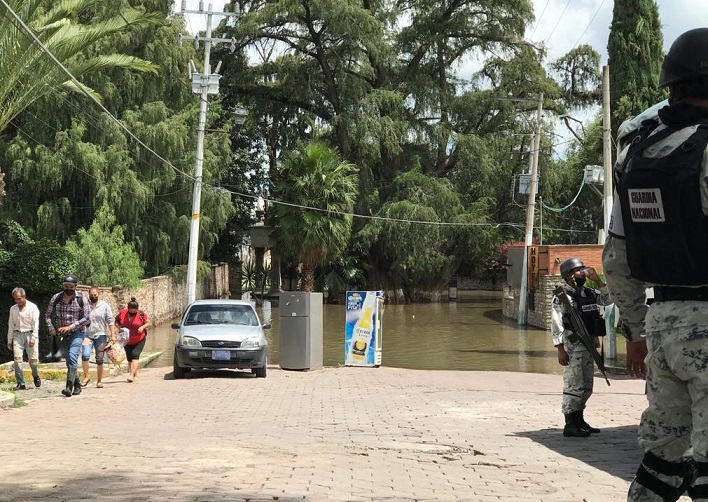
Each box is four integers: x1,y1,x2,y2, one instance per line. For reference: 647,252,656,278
601,65,617,360
602,65,613,241
517,93,544,326
179,1,240,304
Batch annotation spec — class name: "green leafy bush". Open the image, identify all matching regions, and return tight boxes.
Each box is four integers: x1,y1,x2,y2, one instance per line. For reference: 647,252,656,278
0,240,76,292
64,204,144,288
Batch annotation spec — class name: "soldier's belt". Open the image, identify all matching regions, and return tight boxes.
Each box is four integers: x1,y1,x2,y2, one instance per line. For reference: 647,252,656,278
654,286,708,302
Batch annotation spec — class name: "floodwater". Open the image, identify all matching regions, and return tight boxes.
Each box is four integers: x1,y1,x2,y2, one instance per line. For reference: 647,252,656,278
145,291,626,374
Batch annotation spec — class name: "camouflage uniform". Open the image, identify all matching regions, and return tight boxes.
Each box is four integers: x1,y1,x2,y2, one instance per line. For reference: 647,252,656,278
551,282,612,415
603,112,708,501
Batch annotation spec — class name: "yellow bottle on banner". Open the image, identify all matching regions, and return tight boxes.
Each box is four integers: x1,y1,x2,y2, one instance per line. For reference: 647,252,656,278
350,306,373,362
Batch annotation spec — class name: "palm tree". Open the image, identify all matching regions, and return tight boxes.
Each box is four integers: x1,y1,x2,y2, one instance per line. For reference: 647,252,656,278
0,0,161,135
272,141,359,292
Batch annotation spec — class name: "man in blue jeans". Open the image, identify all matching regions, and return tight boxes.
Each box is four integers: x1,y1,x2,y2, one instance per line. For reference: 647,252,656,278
45,275,91,397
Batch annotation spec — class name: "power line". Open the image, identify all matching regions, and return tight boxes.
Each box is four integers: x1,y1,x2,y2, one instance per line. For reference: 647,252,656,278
529,0,552,39
545,0,573,44
571,0,606,48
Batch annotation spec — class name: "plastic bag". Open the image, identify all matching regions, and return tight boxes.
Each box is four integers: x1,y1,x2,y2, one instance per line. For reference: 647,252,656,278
105,341,126,366
117,327,130,345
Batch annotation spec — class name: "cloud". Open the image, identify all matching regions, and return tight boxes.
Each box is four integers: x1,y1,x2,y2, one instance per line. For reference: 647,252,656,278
531,0,704,63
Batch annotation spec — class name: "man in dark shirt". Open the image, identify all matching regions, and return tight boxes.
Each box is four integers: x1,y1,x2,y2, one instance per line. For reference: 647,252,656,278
45,275,91,397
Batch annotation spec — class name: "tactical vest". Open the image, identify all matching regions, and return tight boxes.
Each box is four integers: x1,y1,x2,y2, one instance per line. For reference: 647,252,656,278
618,122,708,285
563,288,606,337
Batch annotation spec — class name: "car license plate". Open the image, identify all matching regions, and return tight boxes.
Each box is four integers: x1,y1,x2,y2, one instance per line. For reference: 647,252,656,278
212,350,230,361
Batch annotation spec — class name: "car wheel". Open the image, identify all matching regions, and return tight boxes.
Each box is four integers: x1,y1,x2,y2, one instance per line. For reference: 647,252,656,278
253,357,267,378
173,353,186,380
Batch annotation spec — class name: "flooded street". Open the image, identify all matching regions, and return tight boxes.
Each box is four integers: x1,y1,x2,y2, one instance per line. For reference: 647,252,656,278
145,291,626,374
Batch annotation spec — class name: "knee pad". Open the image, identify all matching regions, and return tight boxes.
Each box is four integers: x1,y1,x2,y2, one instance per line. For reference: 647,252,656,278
636,451,694,502
687,461,708,500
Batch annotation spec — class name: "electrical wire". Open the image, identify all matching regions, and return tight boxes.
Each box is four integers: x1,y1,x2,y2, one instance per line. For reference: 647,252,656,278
544,0,573,45
529,0,551,39
0,1,598,237
571,0,606,48
541,176,586,212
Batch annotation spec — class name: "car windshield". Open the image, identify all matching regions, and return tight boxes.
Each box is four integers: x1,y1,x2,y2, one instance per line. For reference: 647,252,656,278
184,305,259,326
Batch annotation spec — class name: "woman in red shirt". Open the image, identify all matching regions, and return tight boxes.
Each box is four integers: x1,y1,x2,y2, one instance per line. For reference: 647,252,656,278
115,297,151,382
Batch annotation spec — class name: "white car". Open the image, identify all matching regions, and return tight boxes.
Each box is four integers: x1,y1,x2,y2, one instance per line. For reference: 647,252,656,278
172,299,270,379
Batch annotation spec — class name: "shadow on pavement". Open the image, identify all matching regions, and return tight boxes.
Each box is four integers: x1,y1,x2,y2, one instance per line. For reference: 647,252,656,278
515,424,641,482
0,476,308,502
163,368,258,380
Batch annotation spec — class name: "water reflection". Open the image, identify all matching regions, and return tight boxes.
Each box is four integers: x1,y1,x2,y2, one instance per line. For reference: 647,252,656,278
146,292,625,374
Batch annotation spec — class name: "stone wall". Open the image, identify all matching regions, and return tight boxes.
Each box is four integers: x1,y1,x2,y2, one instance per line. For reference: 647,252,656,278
457,276,504,291
502,275,562,330
81,263,230,325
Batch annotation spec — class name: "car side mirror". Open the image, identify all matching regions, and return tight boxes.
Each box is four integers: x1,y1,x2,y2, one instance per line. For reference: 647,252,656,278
171,322,180,329
262,323,272,330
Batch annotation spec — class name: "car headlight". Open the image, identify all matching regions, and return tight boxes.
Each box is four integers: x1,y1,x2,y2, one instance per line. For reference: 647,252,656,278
180,336,202,347
240,337,262,348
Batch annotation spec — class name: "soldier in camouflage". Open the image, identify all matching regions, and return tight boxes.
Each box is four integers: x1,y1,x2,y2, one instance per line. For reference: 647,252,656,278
551,258,611,438
602,28,708,502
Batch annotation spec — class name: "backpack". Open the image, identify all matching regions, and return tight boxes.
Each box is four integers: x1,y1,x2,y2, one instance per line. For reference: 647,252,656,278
51,291,90,328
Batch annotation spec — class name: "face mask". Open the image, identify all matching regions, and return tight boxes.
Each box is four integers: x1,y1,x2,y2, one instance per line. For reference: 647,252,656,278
64,288,76,296
574,277,586,288
89,295,99,303
128,310,138,316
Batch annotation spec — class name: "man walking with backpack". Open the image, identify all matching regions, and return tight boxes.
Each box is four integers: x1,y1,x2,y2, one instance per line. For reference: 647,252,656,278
45,275,91,397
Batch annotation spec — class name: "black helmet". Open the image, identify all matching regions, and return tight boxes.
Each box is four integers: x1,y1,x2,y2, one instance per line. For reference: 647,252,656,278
659,28,708,88
560,258,584,279
63,274,78,285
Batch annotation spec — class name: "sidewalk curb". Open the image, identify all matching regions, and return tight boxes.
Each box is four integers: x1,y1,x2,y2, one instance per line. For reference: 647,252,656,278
0,390,14,408
0,351,163,380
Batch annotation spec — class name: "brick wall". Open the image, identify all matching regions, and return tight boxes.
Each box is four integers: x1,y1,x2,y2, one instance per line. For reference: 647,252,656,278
502,244,603,330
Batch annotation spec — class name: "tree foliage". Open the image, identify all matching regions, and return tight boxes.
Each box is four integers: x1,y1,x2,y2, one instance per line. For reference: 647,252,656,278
0,0,233,276
271,141,358,292
0,0,161,134
64,203,144,288
607,0,665,135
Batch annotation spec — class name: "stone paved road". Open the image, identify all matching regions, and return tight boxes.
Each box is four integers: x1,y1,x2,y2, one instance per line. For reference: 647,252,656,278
0,366,685,502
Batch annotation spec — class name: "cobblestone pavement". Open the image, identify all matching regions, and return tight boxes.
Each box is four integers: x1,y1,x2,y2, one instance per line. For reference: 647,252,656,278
0,366,682,502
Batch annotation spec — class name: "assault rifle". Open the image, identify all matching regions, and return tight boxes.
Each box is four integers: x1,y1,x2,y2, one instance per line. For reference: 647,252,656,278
553,285,611,386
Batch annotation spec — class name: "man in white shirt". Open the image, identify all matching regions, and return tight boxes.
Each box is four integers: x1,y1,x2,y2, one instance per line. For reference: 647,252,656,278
7,287,41,390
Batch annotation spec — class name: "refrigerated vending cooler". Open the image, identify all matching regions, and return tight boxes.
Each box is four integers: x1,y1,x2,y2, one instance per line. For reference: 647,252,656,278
344,291,384,367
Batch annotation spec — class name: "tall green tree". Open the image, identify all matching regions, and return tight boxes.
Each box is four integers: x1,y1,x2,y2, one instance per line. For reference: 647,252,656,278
607,0,665,135
271,141,358,292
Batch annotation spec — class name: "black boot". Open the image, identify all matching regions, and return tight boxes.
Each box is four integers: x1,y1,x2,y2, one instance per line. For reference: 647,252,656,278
577,410,600,434
563,411,590,437
62,368,76,397
72,375,82,395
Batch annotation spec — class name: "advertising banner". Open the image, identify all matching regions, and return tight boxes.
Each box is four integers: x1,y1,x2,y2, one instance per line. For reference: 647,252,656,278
344,291,383,366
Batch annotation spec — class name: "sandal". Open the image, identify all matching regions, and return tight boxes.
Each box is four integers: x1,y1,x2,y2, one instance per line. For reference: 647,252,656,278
126,377,134,383
96,382,103,388
81,377,91,388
